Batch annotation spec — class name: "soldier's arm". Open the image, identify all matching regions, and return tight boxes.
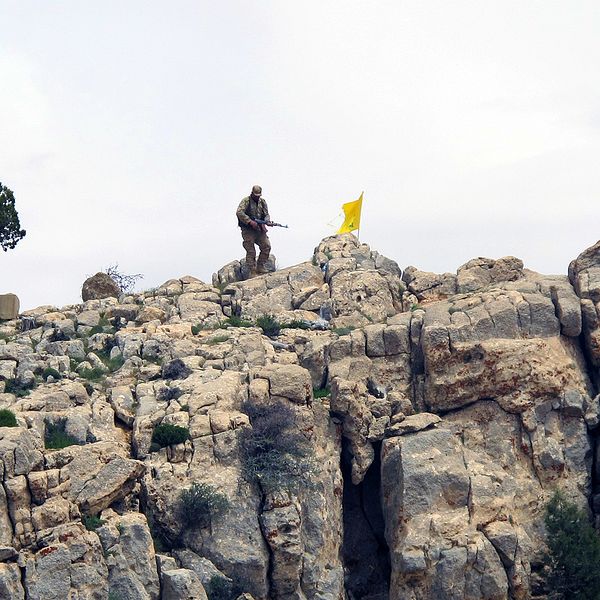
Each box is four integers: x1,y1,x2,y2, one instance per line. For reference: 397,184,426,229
263,200,271,223
236,197,252,226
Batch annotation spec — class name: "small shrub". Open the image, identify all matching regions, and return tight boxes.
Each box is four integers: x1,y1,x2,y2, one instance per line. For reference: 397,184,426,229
4,378,36,397
104,355,125,373
313,387,330,399
0,409,18,427
223,315,252,328
256,314,281,337
162,359,192,380
42,367,62,380
103,264,143,294
542,490,600,599
79,367,106,382
281,320,310,330
151,423,189,448
88,314,115,336
410,303,422,312
83,514,105,531
191,322,217,335
108,355,125,371
157,386,183,402
94,342,122,370
45,419,79,449
239,400,315,492
179,483,230,529
332,326,354,337
206,575,242,600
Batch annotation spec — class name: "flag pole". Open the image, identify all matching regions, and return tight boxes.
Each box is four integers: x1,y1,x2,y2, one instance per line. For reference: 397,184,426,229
357,190,363,241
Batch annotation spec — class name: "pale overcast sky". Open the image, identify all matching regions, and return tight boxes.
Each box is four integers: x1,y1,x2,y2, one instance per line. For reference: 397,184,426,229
2,1,599,310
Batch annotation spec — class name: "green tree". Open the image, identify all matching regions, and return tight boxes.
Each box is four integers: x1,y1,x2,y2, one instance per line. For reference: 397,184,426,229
0,182,26,252
544,491,600,599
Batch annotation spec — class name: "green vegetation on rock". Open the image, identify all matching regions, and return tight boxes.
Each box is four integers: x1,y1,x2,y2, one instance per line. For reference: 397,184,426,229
179,482,230,529
0,409,18,427
239,400,315,492
151,423,190,448
4,378,36,397
45,419,79,449
543,491,600,599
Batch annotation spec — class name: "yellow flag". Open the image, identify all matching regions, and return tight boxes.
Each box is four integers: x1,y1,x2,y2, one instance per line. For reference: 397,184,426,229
337,192,363,234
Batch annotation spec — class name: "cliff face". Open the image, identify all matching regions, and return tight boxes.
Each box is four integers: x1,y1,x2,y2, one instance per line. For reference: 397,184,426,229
0,234,599,600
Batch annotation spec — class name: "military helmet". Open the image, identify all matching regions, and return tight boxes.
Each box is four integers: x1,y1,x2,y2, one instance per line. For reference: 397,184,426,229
251,185,262,196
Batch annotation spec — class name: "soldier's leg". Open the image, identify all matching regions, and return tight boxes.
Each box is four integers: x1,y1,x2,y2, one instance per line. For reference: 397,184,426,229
241,228,257,272
256,232,271,273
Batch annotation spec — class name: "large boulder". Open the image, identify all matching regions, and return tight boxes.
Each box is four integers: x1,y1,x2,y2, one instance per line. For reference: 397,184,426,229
0,293,19,320
81,273,120,301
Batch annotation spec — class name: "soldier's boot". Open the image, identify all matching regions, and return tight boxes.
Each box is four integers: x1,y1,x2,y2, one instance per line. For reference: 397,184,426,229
246,260,257,279
256,264,269,275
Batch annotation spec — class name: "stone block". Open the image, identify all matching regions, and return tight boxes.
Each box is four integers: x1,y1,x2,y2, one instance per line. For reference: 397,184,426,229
0,294,19,320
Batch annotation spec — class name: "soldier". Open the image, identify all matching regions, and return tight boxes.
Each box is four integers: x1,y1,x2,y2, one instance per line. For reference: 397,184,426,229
236,185,271,276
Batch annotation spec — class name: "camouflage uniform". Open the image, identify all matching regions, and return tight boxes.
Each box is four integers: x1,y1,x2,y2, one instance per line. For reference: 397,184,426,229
236,194,271,272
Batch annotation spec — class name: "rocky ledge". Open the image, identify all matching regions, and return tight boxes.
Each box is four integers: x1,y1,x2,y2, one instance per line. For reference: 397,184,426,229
0,234,599,600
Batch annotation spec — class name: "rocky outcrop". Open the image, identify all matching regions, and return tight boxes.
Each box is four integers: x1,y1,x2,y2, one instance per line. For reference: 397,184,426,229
403,255,525,303
570,239,600,383
0,234,599,599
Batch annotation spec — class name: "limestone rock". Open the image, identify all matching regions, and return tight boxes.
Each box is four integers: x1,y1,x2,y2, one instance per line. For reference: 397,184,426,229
385,412,441,436
259,503,303,597
76,455,145,515
213,255,277,286
162,568,208,600
457,256,524,292
81,273,120,301
224,263,323,320
101,513,160,600
24,524,108,600
569,239,600,379
0,427,44,478
0,293,20,320
172,549,232,588
402,266,457,302
382,427,509,599
0,562,24,599
256,364,313,405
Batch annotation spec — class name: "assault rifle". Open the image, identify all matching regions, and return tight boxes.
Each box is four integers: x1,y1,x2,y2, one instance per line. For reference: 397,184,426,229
254,218,289,229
